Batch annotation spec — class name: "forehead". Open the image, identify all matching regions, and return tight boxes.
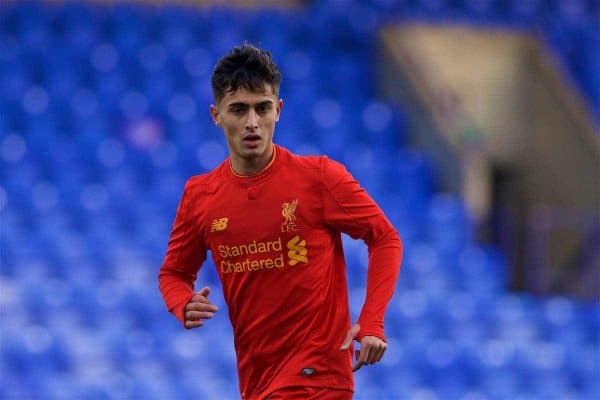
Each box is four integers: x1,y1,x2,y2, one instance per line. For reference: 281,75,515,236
221,85,277,105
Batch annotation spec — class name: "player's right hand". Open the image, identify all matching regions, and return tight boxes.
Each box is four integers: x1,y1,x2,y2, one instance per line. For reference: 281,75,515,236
184,287,218,329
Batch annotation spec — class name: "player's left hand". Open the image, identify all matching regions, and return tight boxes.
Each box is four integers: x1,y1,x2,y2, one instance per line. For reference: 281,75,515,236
339,324,387,372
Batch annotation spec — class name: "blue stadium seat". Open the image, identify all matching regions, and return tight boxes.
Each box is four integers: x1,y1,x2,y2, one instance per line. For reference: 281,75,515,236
0,2,598,399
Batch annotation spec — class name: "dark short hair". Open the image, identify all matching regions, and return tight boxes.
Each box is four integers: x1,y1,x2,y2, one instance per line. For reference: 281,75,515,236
211,44,282,103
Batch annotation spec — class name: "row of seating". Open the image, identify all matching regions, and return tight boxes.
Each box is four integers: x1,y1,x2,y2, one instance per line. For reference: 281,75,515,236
1,1,598,399
3,1,598,116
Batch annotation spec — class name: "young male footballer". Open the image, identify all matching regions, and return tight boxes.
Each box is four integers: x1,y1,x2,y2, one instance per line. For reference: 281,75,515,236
159,44,402,400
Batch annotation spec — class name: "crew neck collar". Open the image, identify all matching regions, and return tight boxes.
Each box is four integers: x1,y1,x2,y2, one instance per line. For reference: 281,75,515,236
225,144,284,186
229,145,277,178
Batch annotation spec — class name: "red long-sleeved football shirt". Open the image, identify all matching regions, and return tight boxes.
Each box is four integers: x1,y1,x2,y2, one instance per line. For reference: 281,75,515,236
159,145,402,399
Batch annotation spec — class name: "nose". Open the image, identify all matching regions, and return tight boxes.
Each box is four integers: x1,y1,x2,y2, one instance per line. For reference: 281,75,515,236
245,109,259,130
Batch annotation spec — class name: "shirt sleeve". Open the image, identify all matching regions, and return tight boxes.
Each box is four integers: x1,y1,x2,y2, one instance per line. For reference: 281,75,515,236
158,182,207,327
320,157,403,341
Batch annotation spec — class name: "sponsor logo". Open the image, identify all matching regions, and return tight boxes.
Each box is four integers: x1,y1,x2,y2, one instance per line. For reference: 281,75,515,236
287,235,308,266
281,199,299,232
210,217,229,232
218,238,282,258
218,235,308,273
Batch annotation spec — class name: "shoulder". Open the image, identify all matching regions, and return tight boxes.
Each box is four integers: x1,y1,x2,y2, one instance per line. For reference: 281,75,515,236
279,147,353,188
281,146,347,178
183,162,227,196
320,156,349,178
279,146,321,170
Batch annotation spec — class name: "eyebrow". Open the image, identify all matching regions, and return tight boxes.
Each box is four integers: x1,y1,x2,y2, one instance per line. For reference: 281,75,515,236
227,100,274,108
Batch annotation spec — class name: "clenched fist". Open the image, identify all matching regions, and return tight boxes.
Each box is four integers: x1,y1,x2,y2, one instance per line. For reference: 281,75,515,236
184,286,219,329
339,324,387,372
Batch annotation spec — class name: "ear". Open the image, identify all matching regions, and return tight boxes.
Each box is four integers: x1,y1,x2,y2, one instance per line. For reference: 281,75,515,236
210,104,222,127
274,99,283,122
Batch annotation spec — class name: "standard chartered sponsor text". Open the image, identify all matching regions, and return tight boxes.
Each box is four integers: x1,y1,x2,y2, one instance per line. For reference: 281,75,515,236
218,237,307,273
219,238,282,258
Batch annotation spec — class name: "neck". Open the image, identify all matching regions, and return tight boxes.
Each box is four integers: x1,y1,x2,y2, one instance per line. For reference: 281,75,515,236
230,145,275,177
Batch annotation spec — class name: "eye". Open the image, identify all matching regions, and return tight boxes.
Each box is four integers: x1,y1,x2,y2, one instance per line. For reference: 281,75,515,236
257,103,271,114
230,106,245,114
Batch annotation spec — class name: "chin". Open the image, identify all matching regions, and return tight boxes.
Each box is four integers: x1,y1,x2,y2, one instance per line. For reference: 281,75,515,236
243,143,266,154
239,148,263,158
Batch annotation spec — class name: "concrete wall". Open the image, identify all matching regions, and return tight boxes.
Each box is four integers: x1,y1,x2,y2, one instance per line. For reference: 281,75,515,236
379,23,599,296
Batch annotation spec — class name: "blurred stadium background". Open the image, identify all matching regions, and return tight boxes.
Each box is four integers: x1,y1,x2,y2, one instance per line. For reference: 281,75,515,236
1,0,599,399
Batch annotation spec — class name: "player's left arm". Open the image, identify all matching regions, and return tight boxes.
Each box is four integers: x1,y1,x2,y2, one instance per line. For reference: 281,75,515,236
340,324,385,372
320,157,403,371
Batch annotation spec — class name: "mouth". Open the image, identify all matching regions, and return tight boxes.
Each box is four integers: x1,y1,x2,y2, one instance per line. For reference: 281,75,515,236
242,134,261,147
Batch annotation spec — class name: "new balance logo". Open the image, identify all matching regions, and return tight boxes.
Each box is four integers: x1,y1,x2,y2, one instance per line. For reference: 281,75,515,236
211,218,228,232
287,235,308,266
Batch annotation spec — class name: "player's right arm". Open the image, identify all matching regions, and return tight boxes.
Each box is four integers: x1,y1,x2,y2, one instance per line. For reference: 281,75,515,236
183,286,218,329
159,181,213,328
